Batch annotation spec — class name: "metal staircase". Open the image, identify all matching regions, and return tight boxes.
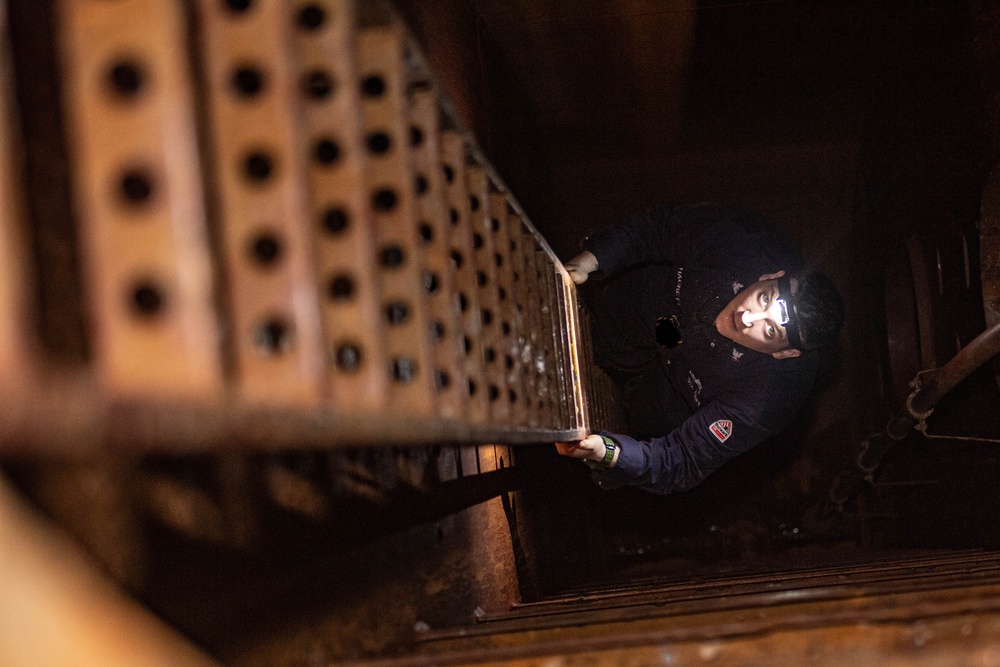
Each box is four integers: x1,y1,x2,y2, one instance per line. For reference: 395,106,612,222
0,0,625,457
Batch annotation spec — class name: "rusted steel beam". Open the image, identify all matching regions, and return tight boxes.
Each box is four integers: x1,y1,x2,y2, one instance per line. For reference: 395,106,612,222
0,382,587,455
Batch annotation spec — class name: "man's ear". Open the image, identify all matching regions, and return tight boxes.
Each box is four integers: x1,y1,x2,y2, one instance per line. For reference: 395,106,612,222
758,269,786,282
772,347,801,360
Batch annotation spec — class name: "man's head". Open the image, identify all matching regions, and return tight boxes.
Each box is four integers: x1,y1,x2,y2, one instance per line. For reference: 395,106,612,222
714,269,844,358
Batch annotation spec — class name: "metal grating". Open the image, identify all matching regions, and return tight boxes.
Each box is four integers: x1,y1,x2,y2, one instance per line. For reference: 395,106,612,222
197,0,326,407
0,0,619,454
59,0,224,401
409,90,466,420
297,0,389,413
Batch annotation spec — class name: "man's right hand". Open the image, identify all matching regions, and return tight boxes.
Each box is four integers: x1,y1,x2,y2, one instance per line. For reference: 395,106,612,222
555,433,619,468
564,251,599,285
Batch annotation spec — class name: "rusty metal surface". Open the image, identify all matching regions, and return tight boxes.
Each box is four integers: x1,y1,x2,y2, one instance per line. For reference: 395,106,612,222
534,549,998,602
357,25,437,414
492,196,527,426
0,389,584,456
297,0,389,412
59,0,223,401
357,606,1000,666
342,547,1000,667
2,445,529,664
467,165,509,423
197,0,326,407
410,89,466,420
0,0,593,453
541,260,569,427
519,238,551,426
505,214,539,427
7,436,529,612
417,552,1000,642
441,130,489,425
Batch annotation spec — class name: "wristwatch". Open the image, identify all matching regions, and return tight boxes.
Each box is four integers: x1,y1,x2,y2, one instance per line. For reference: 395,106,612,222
585,435,617,471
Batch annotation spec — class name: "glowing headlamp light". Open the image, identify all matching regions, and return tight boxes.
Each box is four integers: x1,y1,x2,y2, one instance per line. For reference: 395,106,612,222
776,298,790,326
776,275,802,350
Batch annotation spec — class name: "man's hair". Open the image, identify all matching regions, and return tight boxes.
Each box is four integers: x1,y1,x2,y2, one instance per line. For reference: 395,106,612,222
792,270,844,350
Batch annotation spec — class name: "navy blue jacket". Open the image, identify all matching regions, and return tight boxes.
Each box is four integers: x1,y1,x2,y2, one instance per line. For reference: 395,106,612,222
581,203,818,494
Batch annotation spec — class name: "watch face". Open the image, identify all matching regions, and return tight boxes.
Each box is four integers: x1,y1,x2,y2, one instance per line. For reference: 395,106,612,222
656,315,683,348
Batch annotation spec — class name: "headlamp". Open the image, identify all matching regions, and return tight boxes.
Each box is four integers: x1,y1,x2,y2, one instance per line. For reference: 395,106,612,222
777,275,802,349
776,299,790,326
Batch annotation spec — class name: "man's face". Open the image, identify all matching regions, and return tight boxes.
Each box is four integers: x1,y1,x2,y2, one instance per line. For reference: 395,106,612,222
714,271,801,359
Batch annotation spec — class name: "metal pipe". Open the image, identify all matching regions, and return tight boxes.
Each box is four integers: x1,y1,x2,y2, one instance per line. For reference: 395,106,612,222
886,319,1000,441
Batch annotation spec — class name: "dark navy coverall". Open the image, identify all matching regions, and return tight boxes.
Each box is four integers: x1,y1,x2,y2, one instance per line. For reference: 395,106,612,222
580,203,819,494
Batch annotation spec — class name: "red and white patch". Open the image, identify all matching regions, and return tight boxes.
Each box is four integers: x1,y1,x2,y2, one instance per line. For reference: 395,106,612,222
709,419,733,443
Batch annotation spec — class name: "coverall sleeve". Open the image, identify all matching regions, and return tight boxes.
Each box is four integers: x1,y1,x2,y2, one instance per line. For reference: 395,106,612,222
589,395,772,494
581,203,793,281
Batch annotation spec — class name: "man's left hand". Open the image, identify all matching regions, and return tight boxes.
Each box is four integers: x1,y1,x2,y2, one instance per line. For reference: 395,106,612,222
563,251,598,285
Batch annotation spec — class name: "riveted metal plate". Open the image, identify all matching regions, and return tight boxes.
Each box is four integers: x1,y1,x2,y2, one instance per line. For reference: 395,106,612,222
357,26,436,415
293,0,388,411
197,0,324,406
59,0,223,400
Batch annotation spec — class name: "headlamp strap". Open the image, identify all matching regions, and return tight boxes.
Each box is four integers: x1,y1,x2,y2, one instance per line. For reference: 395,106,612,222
777,275,802,349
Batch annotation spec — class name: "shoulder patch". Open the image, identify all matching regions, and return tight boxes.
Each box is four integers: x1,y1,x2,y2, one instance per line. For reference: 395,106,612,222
709,419,733,443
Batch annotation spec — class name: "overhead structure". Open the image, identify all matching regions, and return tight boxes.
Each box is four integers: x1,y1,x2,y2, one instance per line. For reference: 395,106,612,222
0,0,626,456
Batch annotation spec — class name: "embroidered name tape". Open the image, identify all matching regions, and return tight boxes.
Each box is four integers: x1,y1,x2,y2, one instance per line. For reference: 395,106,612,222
709,419,733,443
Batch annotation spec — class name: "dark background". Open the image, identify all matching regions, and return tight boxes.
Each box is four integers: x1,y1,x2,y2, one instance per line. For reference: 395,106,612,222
398,0,1000,587
7,2,1000,662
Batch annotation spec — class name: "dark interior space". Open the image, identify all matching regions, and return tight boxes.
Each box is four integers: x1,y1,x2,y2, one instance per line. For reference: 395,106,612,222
400,0,1000,611
5,1,1000,664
